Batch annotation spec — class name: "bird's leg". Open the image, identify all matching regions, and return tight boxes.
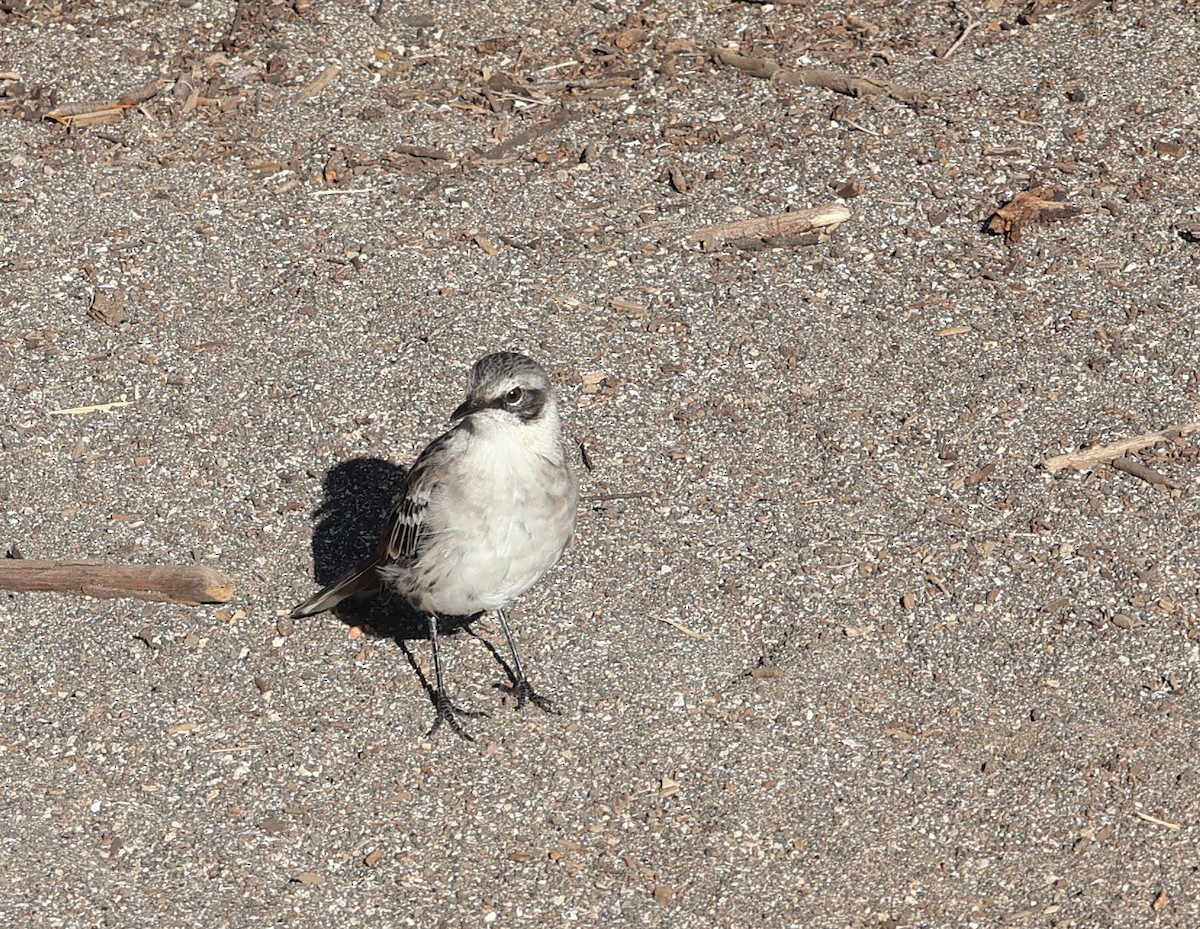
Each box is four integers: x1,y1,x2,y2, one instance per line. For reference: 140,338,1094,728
496,609,558,713
425,611,486,740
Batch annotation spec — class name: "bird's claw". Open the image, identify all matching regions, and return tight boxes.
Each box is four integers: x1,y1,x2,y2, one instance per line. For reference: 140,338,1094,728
426,692,488,741
510,679,559,714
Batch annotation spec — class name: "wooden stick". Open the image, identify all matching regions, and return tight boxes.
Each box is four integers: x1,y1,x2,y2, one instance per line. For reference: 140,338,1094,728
1041,422,1200,471
1133,810,1181,831
296,64,340,104
938,2,980,60
689,203,851,249
0,559,235,604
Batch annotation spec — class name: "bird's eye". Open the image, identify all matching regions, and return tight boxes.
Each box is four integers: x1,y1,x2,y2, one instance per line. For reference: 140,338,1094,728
505,387,523,405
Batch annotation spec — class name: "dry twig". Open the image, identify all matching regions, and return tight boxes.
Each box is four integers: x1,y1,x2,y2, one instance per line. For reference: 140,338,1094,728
713,47,932,106
0,559,235,604
1133,810,1181,831
938,3,981,60
1041,423,1200,471
296,64,340,104
689,203,851,250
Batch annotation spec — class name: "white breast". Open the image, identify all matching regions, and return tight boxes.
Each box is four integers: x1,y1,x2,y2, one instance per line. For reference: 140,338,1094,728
393,413,578,617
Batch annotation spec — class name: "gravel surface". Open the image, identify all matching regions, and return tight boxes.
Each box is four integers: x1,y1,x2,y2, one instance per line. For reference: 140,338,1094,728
2,1,1199,926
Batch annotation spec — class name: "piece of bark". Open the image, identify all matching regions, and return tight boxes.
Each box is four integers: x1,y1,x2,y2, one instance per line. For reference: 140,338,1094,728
1041,423,1200,471
0,559,235,604
987,186,1082,243
45,101,129,126
1111,456,1179,489
689,203,850,250
117,78,166,107
713,47,779,79
476,109,574,163
775,68,931,105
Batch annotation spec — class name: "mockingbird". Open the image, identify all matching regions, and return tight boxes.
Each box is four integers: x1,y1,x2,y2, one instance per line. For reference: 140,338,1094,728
291,352,579,739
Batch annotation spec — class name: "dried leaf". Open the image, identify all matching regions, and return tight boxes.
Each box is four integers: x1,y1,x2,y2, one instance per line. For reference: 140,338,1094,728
88,291,129,327
987,186,1081,243
473,235,501,256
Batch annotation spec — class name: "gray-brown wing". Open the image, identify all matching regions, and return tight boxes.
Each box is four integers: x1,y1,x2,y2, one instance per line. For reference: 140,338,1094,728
374,430,455,564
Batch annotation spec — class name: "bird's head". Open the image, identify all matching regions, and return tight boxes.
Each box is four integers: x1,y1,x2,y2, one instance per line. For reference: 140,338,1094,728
450,352,556,427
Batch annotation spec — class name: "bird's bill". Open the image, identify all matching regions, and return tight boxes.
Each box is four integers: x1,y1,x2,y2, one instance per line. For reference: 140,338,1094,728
450,396,483,421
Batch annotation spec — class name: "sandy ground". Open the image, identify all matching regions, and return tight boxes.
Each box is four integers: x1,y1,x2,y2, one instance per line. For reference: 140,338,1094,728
2,1,1199,926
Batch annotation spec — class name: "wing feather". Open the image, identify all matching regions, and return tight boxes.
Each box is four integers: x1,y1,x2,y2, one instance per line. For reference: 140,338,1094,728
375,430,456,564
290,426,464,617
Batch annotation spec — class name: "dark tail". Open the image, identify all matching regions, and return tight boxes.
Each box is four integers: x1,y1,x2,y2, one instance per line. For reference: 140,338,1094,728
290,556,380,618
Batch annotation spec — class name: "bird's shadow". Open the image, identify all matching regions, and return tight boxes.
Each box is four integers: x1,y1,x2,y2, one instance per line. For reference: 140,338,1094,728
310,456,405,597
306,457,519,702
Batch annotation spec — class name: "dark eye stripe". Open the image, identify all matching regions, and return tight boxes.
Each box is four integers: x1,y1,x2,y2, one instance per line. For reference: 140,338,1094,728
515,388,546,421
483,386,546,420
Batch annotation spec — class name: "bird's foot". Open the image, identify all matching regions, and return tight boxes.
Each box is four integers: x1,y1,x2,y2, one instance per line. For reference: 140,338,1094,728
426,691,488,741
506,678,559,714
